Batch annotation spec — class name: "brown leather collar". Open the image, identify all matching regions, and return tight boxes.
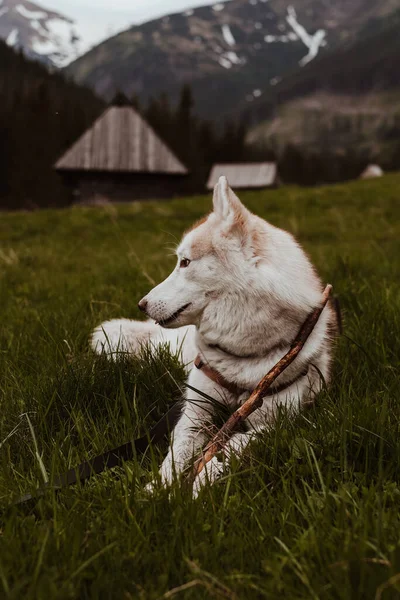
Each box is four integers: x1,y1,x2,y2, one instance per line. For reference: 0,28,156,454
194,355,247,396
195,354,309,397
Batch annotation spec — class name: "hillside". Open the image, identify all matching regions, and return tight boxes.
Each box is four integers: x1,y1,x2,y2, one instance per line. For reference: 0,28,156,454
0,175,399,598
65,0,399,118
246,10,400,172
0,40,104,210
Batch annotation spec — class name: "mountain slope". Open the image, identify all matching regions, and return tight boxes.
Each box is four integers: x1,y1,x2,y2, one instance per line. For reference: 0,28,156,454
247,9,400,120
245,11,400,180
65,0,399,118
247,11,400,147
0,0,81,66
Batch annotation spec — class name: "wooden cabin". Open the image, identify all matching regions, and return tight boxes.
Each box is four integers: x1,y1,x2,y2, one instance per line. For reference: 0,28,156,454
55,105,188,203
360,164,384,180
207,162,278,191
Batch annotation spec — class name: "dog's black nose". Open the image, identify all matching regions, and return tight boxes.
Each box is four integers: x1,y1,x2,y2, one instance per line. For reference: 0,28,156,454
138,298,148,313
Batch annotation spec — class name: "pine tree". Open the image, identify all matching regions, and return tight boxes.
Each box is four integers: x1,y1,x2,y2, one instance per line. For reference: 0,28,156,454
111,91,131,106
174,84,196,168
0,40,104,209
131,93,141,112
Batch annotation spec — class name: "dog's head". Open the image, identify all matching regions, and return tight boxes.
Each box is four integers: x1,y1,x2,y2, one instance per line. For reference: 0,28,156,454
138,176,269,329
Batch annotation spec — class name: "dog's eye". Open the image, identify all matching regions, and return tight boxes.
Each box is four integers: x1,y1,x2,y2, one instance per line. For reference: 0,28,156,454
180,258,191,269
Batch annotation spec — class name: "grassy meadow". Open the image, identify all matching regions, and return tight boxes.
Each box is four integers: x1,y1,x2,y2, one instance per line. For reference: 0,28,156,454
0,175,399,599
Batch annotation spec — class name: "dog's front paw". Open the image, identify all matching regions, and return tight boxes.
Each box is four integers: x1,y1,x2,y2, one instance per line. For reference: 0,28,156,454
144,475,174,495
192,456,225,499
144,480,157,495
90,319,132,358
145,464,174,495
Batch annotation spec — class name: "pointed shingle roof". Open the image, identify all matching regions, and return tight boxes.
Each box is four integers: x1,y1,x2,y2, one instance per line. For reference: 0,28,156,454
55,106,188,175
207,163,277,190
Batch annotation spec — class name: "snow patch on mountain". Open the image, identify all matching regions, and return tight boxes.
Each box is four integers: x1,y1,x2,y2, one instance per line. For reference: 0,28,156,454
286,5,326,66
0,0,81,67
270,76,282,86
218,49,245,69
31,18,77,63
219,56,231,68
16,4,46,19
6,26,18,45
224,50,243,64
221,23,235,46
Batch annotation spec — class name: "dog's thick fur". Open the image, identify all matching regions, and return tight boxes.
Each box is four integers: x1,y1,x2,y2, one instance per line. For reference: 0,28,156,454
91,177,335,495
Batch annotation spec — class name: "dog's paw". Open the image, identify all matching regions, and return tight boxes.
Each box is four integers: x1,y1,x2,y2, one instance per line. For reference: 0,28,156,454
192,456,225,499
144,467,173,494
144,477,172,496
144,480,157,495
90,319,131,358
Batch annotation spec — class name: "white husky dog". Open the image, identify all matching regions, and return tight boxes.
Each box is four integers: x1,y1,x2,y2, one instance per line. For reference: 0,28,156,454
91,176,335,495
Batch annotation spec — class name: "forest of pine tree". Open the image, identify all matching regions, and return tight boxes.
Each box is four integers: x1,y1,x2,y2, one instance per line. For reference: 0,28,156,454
0,42,250,210
0,41,104,210
3,39,391,210
139,85,250,193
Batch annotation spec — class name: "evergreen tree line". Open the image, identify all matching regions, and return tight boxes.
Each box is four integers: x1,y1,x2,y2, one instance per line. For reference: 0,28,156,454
277,145,371,186
257,109,400,186
1,38,399,210
0,41,104,210
140,85,400,189
0,35,249,210
130,85,250,192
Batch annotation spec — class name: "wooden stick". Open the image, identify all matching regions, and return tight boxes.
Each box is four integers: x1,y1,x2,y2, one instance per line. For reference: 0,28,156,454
192,284,333,479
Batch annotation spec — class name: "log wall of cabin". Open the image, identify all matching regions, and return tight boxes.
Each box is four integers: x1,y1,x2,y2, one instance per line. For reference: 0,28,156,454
59,171,189,204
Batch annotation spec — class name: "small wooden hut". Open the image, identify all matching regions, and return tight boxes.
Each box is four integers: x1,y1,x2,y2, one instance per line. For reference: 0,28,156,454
360,164,384,180
55,105,188,203
207,162,278,191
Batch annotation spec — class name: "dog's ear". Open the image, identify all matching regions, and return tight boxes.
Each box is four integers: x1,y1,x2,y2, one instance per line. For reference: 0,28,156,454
212,176,246,222
213,176,262,255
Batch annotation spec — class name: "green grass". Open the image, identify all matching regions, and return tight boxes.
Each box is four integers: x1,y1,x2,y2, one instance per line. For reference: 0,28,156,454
0,175,399,599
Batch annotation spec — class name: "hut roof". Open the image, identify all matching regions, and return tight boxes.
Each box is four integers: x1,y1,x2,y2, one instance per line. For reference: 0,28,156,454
207,162,277,190
360,164,384,179
55,106,188,175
